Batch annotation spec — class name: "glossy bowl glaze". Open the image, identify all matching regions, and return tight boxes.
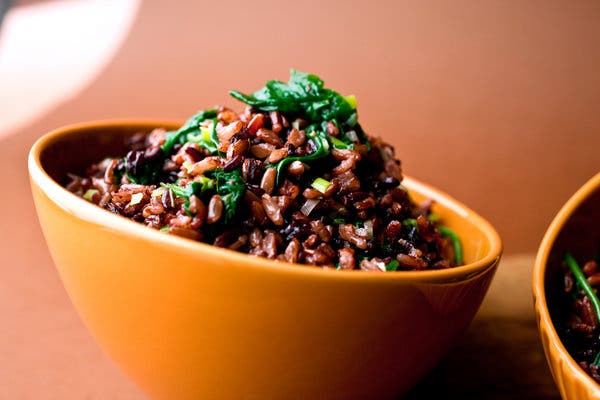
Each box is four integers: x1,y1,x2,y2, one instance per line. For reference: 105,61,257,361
29,121,502,400
534,172,600,399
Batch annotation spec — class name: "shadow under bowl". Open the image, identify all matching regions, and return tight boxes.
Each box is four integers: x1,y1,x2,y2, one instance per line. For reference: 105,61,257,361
534,172,600,399
29,120,502,400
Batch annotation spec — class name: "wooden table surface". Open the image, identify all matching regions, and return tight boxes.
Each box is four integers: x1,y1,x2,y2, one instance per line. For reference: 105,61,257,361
406,255,560,399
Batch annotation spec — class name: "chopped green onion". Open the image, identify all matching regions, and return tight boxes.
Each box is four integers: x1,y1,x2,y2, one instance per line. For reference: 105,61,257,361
182,161,193,172
363,220,374,238
345,130,359,142
198,175,216,188
188,126,211,142
83,189,98,202
345,112,358,127
300,198,320,216
161,176,215,200
402,218,418,228
160,226,169,232
344,95,357,110
151,187,165,197
386,260,400,271
200,124,212,139
330,136,353,150
311,177,332,194
427,213,441,222
565,252,600,328
187,120,219,154
439,225,463,265
129,192,144,206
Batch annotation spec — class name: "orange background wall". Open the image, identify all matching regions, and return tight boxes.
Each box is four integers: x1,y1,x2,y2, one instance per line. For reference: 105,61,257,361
8,0,600,254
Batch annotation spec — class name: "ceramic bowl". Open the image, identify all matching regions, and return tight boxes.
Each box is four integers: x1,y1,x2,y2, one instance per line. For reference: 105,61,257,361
29,121,502,400
534,172,600,399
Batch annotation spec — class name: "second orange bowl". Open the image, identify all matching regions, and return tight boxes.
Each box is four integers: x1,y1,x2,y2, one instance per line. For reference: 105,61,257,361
534,172,600,399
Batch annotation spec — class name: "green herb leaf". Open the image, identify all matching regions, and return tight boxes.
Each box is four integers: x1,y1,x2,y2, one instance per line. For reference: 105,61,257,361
330,136,353,150
230,69,356,125
161,170,245,223
151,187,165,197
402,218,418,228
565,253,600,327
593,351,600,367
162,176,215,199
187,121,219,154
438,225,463,265
161,109,218,154
386,260,400,271
272,130,330,185
230,70,374,184
205,169,246,223
124,157,163,185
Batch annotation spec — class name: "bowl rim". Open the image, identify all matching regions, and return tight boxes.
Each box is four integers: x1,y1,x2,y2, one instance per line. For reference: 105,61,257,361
29,119,502,284
533,171,600,390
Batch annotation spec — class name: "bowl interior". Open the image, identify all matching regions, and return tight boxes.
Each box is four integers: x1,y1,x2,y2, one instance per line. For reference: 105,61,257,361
544,182,600,334
39,122,169,185
33,120,501,282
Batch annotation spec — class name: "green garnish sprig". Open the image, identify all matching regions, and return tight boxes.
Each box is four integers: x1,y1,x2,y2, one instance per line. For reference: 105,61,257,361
206,168,246,223
230,70,371,184
272,130,331,185
125,109,220,184
438,226,463,265
161,176,215,200
161,109,219,154
230,70,356,125
564,252,600,327
386,260,400,271
401,218,462,266
161,169,245,223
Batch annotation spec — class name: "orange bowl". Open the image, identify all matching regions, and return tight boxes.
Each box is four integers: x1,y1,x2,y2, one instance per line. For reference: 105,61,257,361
29,121,502,400
534,172,600,399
